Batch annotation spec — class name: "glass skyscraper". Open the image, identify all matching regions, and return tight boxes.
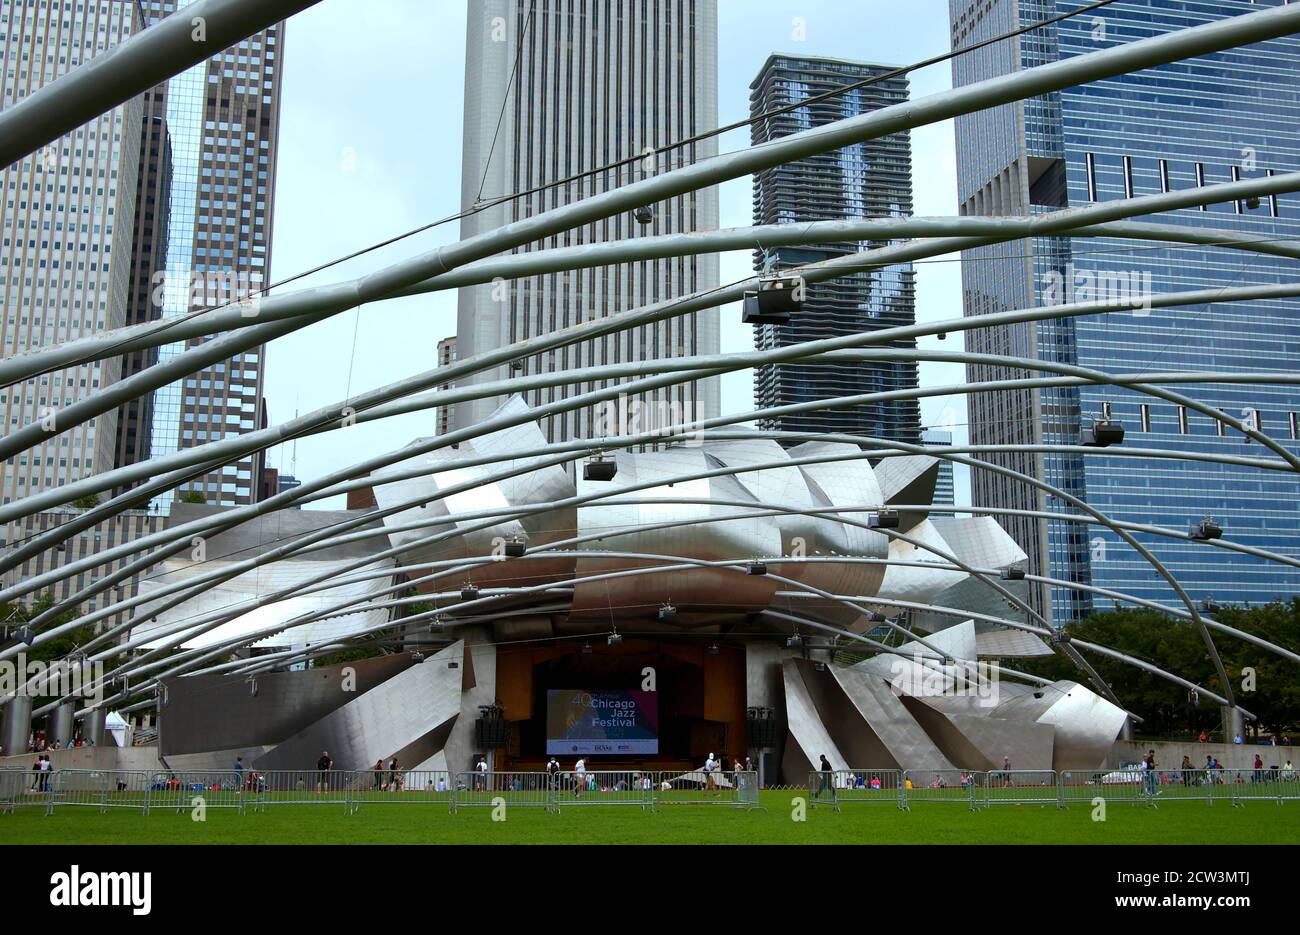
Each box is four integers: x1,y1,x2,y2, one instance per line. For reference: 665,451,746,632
950,0,1300,622
749,55,919,444
131,0,284,511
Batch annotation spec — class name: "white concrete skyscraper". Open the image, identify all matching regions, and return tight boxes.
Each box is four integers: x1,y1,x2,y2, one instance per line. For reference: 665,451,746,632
455,0,720,444
0,0,145,506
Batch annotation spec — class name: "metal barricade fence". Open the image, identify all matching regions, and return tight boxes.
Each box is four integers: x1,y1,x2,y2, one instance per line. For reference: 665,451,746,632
983,769,1060,807
45,769,154,814
348,769,452,813
1058,767,1143,808
147,770,246,814
808,770,904,812
650,767,752,807
450,771,555,813
1,767,45,813
1148,767,1225,806
1229,762,1300,806
902,769,982,811
253,769,350,811
550,770,654,811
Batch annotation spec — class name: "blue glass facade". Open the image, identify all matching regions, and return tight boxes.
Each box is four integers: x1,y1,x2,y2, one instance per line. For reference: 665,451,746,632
950,0,1300,621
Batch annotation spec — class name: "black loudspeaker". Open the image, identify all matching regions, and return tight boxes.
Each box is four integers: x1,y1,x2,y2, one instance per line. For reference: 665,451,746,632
746,716,777,750
475,717,508,748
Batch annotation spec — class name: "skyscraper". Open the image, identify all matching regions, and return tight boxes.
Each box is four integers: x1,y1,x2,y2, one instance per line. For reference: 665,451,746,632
132,0,285,510
455,0,720,445
1,0,145,506
921,428,956,515
749,54,919,444
950,0,1300,621
0,0,285,620
436,334,457,436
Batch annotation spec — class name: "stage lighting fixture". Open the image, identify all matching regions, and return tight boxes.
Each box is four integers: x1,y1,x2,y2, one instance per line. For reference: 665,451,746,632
741,274,804,325
869,510,899,529
1000,566,1026,580
1191,517,1223,540
746,561,768,575
633,205,654,225
658,603,676,620
461,584,480,601
583,456,618,481
504,538,527,558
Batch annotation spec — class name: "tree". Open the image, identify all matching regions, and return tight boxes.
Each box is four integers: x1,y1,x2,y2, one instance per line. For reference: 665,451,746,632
69,493,99,510
178,491,206,504
1017,601,1300,738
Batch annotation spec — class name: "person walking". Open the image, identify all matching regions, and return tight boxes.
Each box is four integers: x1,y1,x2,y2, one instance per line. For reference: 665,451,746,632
546,755,560,790
703,752,717,796
573,757,587,798
388,757,402,791
816,754,833,800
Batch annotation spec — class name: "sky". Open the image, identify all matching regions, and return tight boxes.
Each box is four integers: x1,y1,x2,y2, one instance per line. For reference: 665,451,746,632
262,0,971,508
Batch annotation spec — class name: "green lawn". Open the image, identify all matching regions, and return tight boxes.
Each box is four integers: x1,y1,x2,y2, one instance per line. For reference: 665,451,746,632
3,791,1300,844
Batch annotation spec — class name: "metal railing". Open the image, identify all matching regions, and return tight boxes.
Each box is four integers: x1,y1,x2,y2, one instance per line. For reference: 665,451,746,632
45,769,155,814
546,770,654,812
1,767,47,813
650,768,759,809
983,769,1060,807
348,769,453,813
450,771,557,813
12,764,1300,820
902,769,983,810
147,770,248,814
251,769,351,811
808,769,905,812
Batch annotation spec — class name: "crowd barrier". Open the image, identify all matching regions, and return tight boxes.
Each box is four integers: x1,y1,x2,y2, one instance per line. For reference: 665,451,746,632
901,769,982,810
451,771,558,813
984,769,1060,807
649,768,761,810
1,766,47,812
808,769,907,811
9,764,1298,819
